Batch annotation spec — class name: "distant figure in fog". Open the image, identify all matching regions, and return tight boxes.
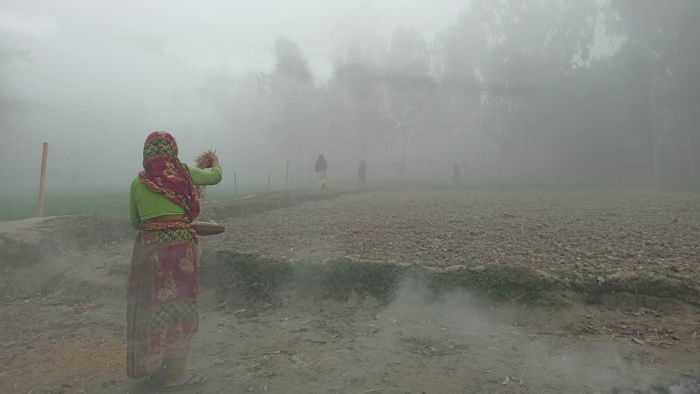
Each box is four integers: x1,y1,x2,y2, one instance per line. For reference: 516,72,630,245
452,163,461,184
315,154,328,188
358,160,367,185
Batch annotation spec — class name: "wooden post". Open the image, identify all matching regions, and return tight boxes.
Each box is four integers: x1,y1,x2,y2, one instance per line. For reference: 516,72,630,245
268,173,271,191
284,160,290,191
38,142,49,217
233,172,237,197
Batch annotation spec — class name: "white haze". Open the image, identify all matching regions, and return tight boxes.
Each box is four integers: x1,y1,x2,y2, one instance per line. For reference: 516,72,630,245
0,0,471,191
3,0,674,195
383,281,665,393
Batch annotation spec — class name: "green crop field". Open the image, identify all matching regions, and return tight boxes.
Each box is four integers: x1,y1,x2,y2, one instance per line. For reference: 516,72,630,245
0,191,129,221
0,181,358,222
0,187,255,221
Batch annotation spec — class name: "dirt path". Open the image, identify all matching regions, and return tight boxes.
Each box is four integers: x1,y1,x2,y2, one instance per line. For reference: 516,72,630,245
2,287,699,394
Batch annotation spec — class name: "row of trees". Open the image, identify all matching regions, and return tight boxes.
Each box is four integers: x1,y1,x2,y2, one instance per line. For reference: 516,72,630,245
0,48,33,133
212,0,700,187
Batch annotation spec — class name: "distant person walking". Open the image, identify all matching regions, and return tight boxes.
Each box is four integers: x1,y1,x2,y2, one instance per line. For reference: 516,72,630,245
452,163,461,184
358,160,367,185
315,154,328,188
127,131,222,391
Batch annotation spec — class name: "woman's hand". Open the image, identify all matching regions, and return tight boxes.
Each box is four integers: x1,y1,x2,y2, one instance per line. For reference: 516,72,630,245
211,154,220,168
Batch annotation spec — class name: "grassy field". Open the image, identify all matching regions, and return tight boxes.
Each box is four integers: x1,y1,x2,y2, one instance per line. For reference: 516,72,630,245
0,184,283,221
0,180,360,222
0,191,128,221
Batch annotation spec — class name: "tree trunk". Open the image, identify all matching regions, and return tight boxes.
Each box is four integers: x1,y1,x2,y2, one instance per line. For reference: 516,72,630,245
686,132,696,183
461,116,468,178
649,66,661,188
400,132,408,181
652,129,661,187
686,104,700,184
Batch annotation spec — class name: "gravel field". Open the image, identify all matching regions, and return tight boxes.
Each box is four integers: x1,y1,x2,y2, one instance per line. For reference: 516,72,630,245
212,188,700,279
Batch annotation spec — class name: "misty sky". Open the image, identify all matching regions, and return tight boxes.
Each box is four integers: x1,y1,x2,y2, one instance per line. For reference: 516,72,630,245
0,0,468,191
0,0,618,192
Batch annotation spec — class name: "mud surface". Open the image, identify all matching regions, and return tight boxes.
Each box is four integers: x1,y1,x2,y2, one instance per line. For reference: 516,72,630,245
1,188,700,394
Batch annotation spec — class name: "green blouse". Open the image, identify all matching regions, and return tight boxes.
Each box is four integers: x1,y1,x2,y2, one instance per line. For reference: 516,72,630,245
129,166,222,229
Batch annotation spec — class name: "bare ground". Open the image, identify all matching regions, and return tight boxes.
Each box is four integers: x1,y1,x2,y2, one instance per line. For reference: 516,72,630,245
211,188,700,279
2,288,700,394
1,188,700,394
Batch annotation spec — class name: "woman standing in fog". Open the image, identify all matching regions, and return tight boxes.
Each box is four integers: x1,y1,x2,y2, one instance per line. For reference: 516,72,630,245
315,154,328,188
127,131,222,391
358,160,367,185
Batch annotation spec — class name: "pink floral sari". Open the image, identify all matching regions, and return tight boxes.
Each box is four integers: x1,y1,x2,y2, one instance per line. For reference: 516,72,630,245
127,132,201,379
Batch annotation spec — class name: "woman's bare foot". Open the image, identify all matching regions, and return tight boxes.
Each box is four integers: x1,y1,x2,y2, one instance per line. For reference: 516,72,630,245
147,366,166,385
163,374,207,390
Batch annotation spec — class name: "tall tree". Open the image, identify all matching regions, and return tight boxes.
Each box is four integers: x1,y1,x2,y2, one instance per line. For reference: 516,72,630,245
433,9,484,176
467,0,598,179
606,0,700,184
383,26,436,179
0,49,33,133
262,37,318,182
328,45,390,161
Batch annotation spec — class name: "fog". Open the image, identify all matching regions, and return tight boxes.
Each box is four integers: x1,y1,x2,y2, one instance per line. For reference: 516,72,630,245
1,0,698,193
383,282,652,393
4,3,700,392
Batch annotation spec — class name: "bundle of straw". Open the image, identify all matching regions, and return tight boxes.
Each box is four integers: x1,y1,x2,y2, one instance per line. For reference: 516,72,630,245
193,149,217,200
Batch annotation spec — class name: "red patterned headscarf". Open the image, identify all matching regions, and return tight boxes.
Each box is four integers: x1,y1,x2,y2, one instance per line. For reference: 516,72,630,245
138,131,200,221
